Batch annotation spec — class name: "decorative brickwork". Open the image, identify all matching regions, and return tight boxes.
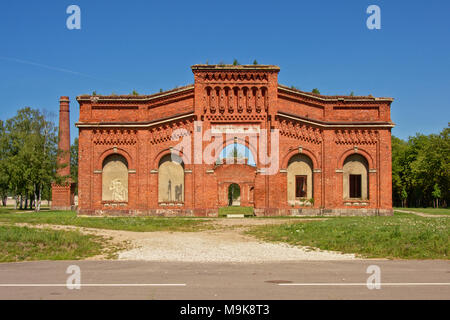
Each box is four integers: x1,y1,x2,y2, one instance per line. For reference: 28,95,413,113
334,129,378,145
278,118,322,144
92,129,138,146
73,64,394,216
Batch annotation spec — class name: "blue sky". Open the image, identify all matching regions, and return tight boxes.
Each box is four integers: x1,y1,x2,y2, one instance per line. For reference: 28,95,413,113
0,0,449,143
218,144,256,166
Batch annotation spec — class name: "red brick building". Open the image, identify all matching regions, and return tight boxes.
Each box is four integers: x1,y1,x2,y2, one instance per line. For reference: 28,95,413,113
64,64,394,216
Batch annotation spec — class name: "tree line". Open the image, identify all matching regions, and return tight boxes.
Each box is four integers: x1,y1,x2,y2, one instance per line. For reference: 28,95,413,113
0,107,77,211
392,125,449,208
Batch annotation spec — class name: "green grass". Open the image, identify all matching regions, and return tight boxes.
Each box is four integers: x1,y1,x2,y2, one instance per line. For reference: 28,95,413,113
218,206,254,216
0,209,211,232
0,225,103,263
246,212,449,259
394,207,450,216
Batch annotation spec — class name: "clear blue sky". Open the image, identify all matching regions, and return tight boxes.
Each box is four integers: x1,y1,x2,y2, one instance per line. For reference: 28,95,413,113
1,0,449,143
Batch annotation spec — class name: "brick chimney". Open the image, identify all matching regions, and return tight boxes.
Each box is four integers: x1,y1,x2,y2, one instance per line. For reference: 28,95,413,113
51,96,75,210
57,96,71,179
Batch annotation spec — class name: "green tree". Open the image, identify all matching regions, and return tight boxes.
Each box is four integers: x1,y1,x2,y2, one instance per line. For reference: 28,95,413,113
253,60,258,65
391,126,449,208
5,108,58,211
0,120,10,206
233,59,239,66
228,145,243,160
391,136,409,206
70,137,79,195
432,183,441,208
312,88,320,94
401,187,408,208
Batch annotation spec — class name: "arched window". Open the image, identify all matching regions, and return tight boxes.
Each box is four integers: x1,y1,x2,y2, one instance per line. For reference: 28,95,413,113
158,154,184,203
287,154,313,202
343,154,369,200
216,143,256,166
102,154,128,202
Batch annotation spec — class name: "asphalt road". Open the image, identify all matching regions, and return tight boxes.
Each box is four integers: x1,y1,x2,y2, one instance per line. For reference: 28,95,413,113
0,260,448,300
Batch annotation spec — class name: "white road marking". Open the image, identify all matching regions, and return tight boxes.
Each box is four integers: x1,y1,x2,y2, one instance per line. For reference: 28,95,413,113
279,283,450,286
0,283,186,287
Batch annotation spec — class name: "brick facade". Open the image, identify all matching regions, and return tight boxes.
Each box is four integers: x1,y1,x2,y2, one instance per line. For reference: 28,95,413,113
73,64,394,216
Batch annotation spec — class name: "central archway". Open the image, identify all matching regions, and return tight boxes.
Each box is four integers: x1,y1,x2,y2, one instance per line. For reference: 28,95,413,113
228,183,241,206
216,143,256,166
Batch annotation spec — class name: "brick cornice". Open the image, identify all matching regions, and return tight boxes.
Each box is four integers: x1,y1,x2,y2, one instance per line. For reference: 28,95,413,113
191,64,280,72
75,112,195,128
76,85,194,103
278,85,394,104
276,112,395,128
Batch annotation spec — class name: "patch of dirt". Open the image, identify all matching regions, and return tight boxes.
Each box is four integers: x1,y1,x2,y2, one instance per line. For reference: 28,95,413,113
395,209,449,218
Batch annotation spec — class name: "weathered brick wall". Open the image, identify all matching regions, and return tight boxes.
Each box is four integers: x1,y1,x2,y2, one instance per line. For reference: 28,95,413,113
75,65,394,216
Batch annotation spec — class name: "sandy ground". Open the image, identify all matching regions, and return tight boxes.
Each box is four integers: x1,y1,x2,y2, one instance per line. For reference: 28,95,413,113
3,218,357,262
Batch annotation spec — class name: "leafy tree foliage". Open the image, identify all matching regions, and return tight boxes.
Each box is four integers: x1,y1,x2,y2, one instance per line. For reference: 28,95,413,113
70,137,78,195
0,120,9,206
0,108,58,211
392,126,449,208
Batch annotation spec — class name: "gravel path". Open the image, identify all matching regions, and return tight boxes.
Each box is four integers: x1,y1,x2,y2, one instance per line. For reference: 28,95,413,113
118,219,357,262
395,209,449,218
3,218,358,262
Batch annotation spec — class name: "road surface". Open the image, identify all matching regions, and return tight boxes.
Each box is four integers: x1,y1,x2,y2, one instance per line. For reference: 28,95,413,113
0,260,448,299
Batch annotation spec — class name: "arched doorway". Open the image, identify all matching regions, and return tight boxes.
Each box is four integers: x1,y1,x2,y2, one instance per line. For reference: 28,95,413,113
158,154,184,203
287,154,313,204
228,183,241,206
102,154,128,202
343,154,369,200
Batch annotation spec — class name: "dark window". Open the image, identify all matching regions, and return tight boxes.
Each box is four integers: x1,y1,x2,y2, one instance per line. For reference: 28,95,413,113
349,174,362,198
295,175,307,198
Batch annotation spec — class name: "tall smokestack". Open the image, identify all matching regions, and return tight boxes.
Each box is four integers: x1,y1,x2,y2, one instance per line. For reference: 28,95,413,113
57,96,71,179
51,96,75,211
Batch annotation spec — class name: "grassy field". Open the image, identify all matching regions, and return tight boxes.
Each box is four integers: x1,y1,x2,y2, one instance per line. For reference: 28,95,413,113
247,212,449,259
0,225,103,263
218,206,254,216
394,207,450,215
0,208,211,232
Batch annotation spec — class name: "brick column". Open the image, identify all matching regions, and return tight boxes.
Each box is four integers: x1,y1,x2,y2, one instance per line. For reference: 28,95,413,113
51,96,75,210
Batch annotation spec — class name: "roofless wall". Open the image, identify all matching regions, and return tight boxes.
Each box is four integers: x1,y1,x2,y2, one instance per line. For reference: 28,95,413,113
73,64,394,216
